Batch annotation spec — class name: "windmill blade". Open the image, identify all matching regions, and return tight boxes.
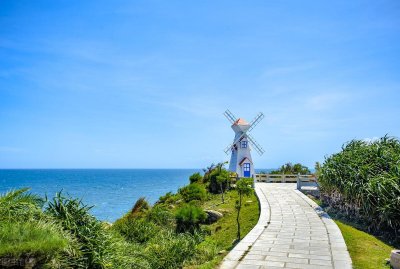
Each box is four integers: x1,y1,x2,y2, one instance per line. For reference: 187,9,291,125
248,112,264,132
223,109,237,124
224,132,247,154
247,133,265,155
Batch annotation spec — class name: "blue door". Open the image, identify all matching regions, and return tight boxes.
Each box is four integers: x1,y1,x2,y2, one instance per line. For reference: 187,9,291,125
243,163,251,177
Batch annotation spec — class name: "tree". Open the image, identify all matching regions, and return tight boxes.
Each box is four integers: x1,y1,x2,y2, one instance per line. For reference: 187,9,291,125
270,162,311,175
216,171,230,203
189,172,203,184
235,178,253,240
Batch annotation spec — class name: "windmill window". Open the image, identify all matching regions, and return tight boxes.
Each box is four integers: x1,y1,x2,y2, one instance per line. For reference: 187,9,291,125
241,141,247,148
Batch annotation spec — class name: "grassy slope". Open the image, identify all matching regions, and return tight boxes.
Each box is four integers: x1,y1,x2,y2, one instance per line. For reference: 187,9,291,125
308,195,393,269
193,190,259,269
334,220,393,269
0,221,68,256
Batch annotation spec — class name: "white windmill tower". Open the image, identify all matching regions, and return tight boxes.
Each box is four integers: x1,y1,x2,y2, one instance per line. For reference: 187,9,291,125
223,110,265,178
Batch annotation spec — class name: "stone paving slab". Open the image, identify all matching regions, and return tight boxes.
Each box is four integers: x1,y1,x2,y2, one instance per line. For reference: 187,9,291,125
220,183,352,269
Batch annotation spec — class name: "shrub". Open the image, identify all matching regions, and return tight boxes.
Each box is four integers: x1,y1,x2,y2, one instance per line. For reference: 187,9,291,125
270,162,311,174
189,172,203,184
46,192,125,268
146,205,175,227
156,191,180,204
113,216,160,244
190,239,218,265
319,135,400,235
175,204,207,233
130,197,150,216
206,162,231,194
0,189,82,268
0,221,80,268
178,184,207,202
0,188,45,221
145,230,198,269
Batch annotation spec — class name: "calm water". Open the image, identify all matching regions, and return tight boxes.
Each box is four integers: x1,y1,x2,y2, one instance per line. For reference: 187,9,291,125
0,169,200,221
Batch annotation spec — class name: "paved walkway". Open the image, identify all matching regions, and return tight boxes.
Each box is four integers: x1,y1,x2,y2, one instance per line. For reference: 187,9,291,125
220,183,352,269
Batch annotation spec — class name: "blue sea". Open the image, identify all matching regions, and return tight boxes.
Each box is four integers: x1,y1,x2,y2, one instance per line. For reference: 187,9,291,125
0,169,201,221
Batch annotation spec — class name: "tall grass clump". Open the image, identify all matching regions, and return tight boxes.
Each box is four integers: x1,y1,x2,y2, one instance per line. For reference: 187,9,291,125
46,192,132,268
0,189,81,268
319,135,400,237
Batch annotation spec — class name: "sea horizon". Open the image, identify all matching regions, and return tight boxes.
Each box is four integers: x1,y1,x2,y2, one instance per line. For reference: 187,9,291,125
0,168,273,221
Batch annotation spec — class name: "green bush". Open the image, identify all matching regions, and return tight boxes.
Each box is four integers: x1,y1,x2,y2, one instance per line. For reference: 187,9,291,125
156,191,180,204
130,197,150,216
270,162,311,174
319,135,400,235
0,221,80,268
145,230,198,269
0,188,45,222
190,239,218,265
113,216,160,244
178,184,207,202
189,172,203,184
0,189,83,268
146,205,175,227
46,192,126,268
175,204,207,233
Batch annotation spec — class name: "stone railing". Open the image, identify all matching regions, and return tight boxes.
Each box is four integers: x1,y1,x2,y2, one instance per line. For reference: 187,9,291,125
254,174,318,190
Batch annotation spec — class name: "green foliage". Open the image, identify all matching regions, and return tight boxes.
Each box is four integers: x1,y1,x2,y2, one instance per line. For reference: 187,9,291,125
175,204,207,233
130,197,150,216
0,221,73,263
145,230,198,269
189,172,203,184
335,219,395,269
156,191,180,204
146,205,175,227
319,135,400,236
235,178,254,240
206,162,231,194
0,189,82,268
0,188,45,221
270,162,311,175
179,183,207,202
0,161,261,269
113,216,160,244
46,192,124,268
202,163,216,183
191,239,218,265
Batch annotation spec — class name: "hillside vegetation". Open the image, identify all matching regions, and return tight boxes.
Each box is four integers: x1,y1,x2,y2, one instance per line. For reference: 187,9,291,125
0,164,259,269
318,135,400,242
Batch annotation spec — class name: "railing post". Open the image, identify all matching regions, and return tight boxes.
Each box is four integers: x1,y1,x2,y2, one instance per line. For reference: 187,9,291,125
296,173,300,189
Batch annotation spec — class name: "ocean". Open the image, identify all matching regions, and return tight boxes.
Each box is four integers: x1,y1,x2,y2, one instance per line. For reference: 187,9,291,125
0,169,201,221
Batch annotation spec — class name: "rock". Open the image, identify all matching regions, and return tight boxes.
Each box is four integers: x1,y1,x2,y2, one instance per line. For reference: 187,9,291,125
205,210,223,224
391,249,400,269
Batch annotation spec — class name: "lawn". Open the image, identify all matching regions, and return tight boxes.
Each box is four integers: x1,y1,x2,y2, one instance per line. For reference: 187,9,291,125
335,220,393,269
193,189,260,269
308,195,394,269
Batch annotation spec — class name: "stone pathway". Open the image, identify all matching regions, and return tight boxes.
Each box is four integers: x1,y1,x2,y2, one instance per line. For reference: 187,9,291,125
220,183,352,269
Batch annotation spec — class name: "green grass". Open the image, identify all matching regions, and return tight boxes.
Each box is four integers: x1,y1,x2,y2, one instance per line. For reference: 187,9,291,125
193,190,259,268
307,195,394,269
334,220,393,269
0,221,68,257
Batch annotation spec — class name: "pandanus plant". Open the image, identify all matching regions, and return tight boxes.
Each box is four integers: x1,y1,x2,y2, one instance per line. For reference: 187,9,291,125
319,135,400,237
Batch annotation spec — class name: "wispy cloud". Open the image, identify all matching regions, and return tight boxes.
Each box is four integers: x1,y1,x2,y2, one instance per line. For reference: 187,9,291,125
305,92,350,111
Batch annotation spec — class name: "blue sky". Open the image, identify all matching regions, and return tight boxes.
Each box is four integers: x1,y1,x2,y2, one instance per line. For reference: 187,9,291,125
0,0,399,169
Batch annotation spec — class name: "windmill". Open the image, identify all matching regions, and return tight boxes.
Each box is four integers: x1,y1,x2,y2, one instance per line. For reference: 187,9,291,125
223,110,265,178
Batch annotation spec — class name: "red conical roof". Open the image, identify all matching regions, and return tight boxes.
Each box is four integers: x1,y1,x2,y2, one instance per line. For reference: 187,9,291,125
233,118,248,125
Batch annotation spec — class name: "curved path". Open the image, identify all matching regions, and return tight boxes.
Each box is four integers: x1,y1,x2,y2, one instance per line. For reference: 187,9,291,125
220,183,352,269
